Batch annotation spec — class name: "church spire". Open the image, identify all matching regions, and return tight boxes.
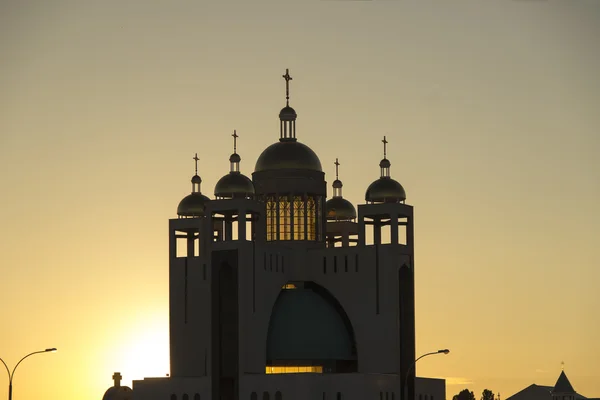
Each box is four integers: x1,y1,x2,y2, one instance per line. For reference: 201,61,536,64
283,68,292,106
333,158,343,198
380,136,391,178
229,130,241,173
191,153,202,193
279,68,298,141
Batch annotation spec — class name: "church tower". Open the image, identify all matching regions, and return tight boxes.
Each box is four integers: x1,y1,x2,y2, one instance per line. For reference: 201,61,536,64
252,69,327,242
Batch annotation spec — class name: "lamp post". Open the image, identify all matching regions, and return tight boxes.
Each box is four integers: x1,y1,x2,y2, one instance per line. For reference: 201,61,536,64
0,348,57,400
403,349,449,400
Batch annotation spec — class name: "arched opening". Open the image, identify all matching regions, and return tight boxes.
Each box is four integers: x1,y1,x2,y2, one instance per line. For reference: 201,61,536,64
265,281,357,373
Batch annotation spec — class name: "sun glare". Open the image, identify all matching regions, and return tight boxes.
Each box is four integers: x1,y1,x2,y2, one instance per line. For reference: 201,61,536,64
108,317,170,387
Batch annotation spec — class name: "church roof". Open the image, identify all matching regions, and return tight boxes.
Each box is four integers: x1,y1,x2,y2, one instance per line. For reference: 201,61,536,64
506,384,553,400
553,371,576,394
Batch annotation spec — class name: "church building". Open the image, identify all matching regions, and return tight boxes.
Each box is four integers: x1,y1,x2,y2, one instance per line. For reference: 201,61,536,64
506,370,599,400
102,69,446,400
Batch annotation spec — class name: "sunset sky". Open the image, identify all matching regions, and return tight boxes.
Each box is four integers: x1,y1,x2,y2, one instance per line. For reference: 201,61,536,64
1,1,599,399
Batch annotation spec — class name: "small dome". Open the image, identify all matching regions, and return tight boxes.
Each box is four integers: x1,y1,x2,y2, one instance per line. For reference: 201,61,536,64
102,386,132,400
379,158,391,168
365,178,406,203
191,174,202,184
255,140,322,172
177,192,210,217
279,106,297,121
326,197,357,221
229,153,241,163
332,179,343,189
215,173,255,199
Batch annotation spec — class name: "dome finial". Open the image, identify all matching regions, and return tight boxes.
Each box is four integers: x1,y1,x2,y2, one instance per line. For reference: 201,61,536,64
232,130,238,154
112,372,122,388
379,136,391,178
229,130,241,173
332,158,343,197
279,68,298,140
193,153,199,175
282,68,292,106
191,153,202,193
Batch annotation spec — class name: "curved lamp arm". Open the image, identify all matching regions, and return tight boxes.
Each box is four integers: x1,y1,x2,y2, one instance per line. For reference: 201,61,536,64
404,349,450,400
10,348,57,382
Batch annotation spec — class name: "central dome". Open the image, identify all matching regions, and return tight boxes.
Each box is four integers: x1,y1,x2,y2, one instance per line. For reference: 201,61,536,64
255,140,322,172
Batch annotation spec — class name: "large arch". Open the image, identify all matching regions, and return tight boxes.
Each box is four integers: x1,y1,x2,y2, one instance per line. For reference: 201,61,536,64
265,281,358,373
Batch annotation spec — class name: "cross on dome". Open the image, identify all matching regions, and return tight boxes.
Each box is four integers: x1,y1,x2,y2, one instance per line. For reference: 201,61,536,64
335,158,340,180
193,153,199,175
232,130,238,153
382,136,388,159
112,372,122,387
282,68,293,106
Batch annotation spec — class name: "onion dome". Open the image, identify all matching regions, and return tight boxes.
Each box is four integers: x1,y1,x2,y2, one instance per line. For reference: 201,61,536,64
365,136,407,203
102,373,132,400
255,140,322,172
215,131,255,199
254,69,322,173
177,153,210,217
326,158,357,221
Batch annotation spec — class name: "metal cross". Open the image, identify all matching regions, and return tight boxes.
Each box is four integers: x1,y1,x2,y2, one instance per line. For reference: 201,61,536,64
382,136,388,158
334,158,340,180
112,372,122,387
232,130,238,153
561,361,565,371
282,68,293,106
193,153,199,174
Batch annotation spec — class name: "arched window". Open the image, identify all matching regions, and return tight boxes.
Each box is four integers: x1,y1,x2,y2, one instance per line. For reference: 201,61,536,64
251,393,257,400
195,395,201,400
336,392,342,400
263,392,270,400
275,391,283,400
171,395,177,400
183,395,189,400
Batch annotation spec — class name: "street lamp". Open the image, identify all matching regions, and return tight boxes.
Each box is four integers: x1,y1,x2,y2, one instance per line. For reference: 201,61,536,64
0,348,57,400
403,349,449,400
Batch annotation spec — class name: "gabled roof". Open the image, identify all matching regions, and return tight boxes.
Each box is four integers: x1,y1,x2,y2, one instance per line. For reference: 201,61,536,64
506,384,553,400
553,371,576,394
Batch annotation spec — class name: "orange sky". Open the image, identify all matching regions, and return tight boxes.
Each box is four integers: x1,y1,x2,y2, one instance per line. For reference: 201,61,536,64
1,1,599,399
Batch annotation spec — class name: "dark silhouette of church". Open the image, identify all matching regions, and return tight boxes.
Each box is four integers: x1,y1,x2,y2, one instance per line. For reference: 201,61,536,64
102,69,445,400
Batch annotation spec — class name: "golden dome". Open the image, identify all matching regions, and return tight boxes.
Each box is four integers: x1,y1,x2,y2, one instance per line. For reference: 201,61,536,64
214,173,255,199
326,197,357,221
177,192,210,217
255,140,322,172
365,178,406,203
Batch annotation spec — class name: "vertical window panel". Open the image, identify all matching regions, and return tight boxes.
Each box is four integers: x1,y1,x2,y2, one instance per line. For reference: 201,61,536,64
279,197,291,240
293,196,305,240
307,197,316,240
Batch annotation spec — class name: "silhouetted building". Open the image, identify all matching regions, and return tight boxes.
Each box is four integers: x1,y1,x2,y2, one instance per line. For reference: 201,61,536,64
506,370,599,400
107,69,445,400
103,373,133,400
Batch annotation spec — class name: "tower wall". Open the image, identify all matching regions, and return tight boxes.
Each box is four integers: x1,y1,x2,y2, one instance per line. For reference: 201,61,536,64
169,218,212,378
